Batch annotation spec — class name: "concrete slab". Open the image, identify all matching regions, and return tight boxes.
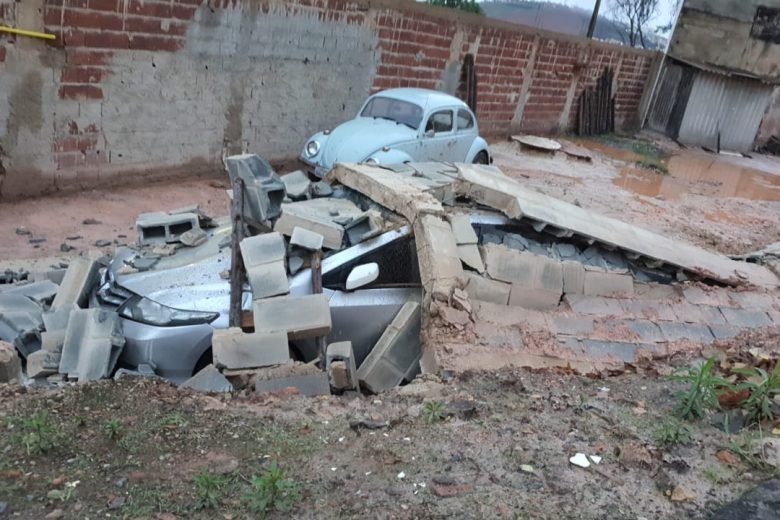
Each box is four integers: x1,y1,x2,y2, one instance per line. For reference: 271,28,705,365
457,244,485,273
290,227,324,252
464,272,510,305
583,270,634,297
357,301,421,393
212,327,290,370
719,308,773,328
452,163,779,288
254,372,330,397
51,257,99,309
253,294,331,340
59,308,124,381
448,214,478,244
659,322,715,343
414,215,465,302
180,364,233,393
326,341,358,391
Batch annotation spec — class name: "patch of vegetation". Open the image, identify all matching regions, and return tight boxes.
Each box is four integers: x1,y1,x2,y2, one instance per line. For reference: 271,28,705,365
193,472,227,509
632,141,668,174
19,411,60,455
728,432,777,473
671,357,731,420
103,418,124,440
243,463,302,518
655,417,693,447
703,466,733,485
422,401,447,424
732,363,780,424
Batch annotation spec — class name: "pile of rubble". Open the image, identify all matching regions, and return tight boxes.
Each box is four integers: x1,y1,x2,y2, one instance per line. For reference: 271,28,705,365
1,154,778,396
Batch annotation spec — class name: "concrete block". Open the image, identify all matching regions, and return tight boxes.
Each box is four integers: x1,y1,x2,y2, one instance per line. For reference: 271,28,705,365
136,211,200,245
225,154,286,226
248,262,289,301
659,322,715,343
255,372,330,397
357,301,421,393
344,211,382,245
622,300,677,321
581,340,638,363
622,319,665,343
682,286,733,307
253,294,331,340
59,308,124,381
448,214,478,244
562,261,585,295
670,303,725,324
719,308,772,328
240,232,289,300
0,280,59,305
26,349,60,378
180,364,233,393
564,295,625,316
240,232,287,265
483,246,563,293
274,206,344,250
326,341,358,391
457,244,485,273
212,327,290,370
282,170,311,200
728,291,776,311
51,257,100,309
508,285,561,310
553,315,597,337
41,330,66,352
583,270,634,297
0,340,21,383
0,294,43,358
709,325,741,339
290,227,324,251
42,304,77,332
464,272,510,305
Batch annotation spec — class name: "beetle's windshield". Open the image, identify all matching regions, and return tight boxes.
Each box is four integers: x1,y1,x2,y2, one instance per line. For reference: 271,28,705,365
360,96,423,129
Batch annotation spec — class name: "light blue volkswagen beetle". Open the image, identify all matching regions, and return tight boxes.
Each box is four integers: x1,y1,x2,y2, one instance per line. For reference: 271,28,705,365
300,88,491,177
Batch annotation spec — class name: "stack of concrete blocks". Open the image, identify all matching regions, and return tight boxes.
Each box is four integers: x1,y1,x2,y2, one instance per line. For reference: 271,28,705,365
448,214,484,273
239,232,289,300
225,154,286,229
58,308,125,382
357,301,422,393
326,341,358,392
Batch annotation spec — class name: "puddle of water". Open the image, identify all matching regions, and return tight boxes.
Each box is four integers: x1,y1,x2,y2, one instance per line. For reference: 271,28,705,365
613,155,780,201
574,139,645,163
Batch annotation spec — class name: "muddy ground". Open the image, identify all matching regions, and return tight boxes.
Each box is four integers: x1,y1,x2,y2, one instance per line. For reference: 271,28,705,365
2,335,779,519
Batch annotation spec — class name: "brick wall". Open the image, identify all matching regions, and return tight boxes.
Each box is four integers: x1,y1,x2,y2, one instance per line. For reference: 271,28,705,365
0,0,658,199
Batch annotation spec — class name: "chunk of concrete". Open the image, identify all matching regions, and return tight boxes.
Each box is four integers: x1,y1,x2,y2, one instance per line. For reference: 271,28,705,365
136,211,200,245
254,372,330,397
180,364,233,393
224,154,286,226
448,214,478,245
0,280,59,305
414,215,465,302
464,272,511,305
59,308,124,381
0,340,21,383
26,349,60,379
179,228,207,247
0,294,43,358
253,294,331,340
311,181,333,198
290,227,324,252
212,327,290,370
457,244,485,273
344,211,382,245
562,261,585,295
583,269,634,297
282,170,311,200
357,301,421,393
240,232,289,300
51,257,99,309
326,341,358,391
274,203,345,250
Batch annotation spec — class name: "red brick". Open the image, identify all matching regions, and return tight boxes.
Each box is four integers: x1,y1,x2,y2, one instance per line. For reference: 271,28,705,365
88,0,120,11
125,16,187,36
62,8,123,31
59,84,103,99
60,66,106,83
67,49,113,65
84,30,129,49
0,46,5,63
128,34,181,52
127,0,171,18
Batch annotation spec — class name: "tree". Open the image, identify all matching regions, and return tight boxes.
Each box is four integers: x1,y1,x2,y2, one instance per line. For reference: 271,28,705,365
609,0,660,48
427,0,484,16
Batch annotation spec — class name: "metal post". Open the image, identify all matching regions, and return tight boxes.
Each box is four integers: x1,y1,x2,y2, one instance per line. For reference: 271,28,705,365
229,178,246,328
310,250,326,367
586,0,601,38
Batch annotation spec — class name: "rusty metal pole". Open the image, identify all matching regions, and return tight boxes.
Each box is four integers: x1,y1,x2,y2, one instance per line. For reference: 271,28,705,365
229,178,246,328
310,249,327,367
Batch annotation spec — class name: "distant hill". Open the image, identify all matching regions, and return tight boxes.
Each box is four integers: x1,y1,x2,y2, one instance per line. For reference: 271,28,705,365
481,1,665,49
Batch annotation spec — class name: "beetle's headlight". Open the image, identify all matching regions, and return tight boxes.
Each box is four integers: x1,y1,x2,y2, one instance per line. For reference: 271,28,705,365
306,140,320,158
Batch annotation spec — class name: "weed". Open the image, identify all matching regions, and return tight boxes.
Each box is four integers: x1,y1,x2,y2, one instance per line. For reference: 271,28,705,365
732,363,780,424
103,419,124,440
193,472,226,509
73,415,88,427
671,357,731,420
575,394,589,413
244,463,302,518
655,417,693,447
163,412,187,427
728,431,776,472
20,411,59,455
703,466,732,484
422,401,446,424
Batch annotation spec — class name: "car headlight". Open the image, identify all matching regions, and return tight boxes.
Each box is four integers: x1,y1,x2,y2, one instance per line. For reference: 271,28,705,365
118,295,219,327
305,140,320,158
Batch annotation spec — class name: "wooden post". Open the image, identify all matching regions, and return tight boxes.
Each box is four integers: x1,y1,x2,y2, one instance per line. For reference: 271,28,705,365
310,250,327,367
229,178,246,328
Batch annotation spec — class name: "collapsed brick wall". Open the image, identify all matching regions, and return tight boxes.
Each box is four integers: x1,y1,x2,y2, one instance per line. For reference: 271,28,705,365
0,0,658,199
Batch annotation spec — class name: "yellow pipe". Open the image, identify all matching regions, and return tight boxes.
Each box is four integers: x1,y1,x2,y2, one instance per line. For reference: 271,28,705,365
0,25,56,40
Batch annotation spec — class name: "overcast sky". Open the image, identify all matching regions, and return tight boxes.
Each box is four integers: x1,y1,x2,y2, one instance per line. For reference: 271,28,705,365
522,0,679,31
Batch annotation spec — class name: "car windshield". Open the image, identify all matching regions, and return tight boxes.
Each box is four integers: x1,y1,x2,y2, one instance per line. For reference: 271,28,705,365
360,96,423,129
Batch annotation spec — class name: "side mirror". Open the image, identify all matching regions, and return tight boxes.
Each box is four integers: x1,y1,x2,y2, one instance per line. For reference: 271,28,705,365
425,129,435,138
346,263,379,290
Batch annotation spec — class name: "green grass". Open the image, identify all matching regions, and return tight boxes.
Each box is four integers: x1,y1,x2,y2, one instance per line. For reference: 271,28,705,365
671,357,731,420
193,472,227,509
731,363,780,424
19,411,61,455
655,417,693,447
243,463,302,518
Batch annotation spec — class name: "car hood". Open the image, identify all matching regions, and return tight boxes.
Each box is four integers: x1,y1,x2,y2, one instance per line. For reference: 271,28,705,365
318,118,417,169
